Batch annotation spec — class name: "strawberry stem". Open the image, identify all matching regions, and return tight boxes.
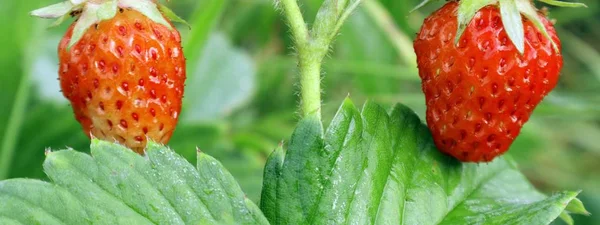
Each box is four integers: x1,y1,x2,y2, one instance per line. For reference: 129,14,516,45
298,48,325,119
278,0,320,118
279,0,309,49
277,0,363,119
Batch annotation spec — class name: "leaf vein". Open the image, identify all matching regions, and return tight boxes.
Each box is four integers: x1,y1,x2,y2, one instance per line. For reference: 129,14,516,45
342,111,381,223
0,215,26,225
0,189,69,225
395,114,415,225
436,166,505,224
206,158,248,222
103,151,184,224
158,155,219,221
306,113,356,223
371,124,396,224
63,159,159,225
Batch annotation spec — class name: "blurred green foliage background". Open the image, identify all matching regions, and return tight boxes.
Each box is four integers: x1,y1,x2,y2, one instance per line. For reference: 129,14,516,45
0,0,598,224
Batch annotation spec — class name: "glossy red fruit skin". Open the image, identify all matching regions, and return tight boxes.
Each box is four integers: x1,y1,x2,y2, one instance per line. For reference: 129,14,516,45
58,9,186,153
414,2,562,162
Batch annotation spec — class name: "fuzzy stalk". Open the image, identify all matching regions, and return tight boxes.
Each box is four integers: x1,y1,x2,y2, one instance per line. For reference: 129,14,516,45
279,0,320,118
278,0,363,119
298,47,326,118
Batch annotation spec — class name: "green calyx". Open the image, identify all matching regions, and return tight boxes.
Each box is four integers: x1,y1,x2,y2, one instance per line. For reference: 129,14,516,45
414,0,586,54
30,0,188,49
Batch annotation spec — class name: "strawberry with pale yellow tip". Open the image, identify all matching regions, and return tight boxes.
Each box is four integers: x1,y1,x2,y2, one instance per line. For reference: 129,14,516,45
32,0,188,153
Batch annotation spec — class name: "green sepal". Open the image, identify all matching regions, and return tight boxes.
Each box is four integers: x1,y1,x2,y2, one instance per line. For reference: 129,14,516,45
499,0,525,54
158,4,190,28
31,1,82,28
49,13,72,27
32,0,188,51
515,0,560,52
30,1,75,18
455,0,561,53
70,0,86,5
67,0,118,49
410,0,440,13
455,0,497,44
412,0,586,54
96,0,117,21
119,0,173,30
539,0,587,8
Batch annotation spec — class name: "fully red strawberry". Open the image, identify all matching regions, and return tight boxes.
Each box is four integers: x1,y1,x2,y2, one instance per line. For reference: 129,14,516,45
34,0,186,153
414,1,562,162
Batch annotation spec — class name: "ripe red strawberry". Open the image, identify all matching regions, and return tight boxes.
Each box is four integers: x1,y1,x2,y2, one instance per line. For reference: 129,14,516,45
414,1,564,162
33,0,186,153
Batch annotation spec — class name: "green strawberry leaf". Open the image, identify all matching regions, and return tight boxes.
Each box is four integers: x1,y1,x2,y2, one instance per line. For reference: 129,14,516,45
0,139,269,225
260,99,586,224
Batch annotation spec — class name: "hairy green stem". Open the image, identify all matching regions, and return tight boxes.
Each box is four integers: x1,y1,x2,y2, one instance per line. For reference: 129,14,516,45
298,49,324,118
278,0,363,119
279,0,309,48
279,0,320,118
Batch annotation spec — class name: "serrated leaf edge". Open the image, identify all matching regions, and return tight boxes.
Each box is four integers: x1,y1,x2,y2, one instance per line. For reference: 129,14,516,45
260,98,587,225
2,139,269,224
